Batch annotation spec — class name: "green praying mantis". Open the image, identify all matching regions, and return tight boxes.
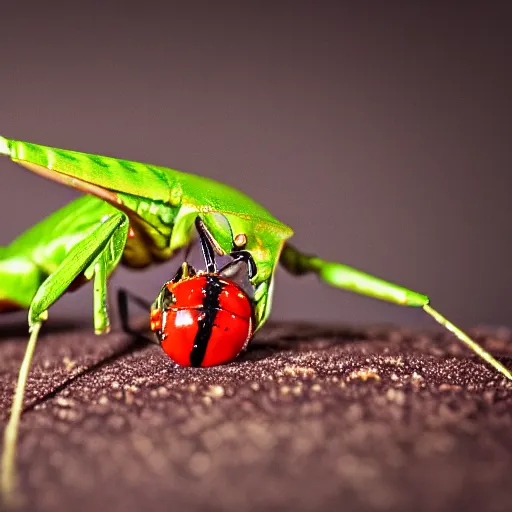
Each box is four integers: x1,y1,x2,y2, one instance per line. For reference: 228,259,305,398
0,135,510,506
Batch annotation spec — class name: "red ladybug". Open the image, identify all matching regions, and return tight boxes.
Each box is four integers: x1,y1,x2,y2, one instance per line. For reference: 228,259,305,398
150,274,253,367
146,216,258,367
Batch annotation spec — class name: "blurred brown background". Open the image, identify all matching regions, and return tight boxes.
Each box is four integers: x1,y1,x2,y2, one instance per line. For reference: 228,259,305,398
0,2,511,330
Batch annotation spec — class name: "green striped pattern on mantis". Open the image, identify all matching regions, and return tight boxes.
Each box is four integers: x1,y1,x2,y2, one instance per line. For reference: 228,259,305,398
0,135,510,507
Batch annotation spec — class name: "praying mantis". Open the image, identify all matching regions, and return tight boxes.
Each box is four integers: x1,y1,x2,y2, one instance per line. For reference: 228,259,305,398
0,135,510,506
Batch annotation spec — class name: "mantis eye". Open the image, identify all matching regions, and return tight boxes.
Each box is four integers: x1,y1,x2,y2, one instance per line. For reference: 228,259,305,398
151,274,253,367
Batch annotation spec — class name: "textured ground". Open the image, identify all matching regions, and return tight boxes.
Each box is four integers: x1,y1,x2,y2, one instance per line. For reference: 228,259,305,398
0,320,511,512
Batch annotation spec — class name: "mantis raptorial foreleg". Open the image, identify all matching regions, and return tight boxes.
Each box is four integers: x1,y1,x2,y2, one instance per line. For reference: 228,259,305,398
1,213,128,506
280,243,512,381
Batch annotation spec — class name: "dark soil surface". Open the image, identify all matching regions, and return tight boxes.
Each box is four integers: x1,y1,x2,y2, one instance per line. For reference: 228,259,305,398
0,320,511,512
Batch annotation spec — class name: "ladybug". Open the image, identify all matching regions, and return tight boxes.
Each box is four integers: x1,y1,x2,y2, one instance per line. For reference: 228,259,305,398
148,217,258,367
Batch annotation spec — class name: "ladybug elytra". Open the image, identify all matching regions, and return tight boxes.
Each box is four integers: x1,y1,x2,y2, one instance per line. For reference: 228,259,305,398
149,217,258,367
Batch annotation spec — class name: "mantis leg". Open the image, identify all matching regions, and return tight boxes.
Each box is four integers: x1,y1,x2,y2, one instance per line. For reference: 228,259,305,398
117,288,154,339
1,213,128,506
280,243,512,381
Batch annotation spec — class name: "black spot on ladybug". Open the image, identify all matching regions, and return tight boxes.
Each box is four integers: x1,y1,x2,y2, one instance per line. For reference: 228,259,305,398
189,276,224,367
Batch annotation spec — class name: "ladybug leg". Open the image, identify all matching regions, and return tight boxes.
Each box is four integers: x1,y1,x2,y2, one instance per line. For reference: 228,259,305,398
220,251,258,279
117,288,158,343
218,253,257,300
